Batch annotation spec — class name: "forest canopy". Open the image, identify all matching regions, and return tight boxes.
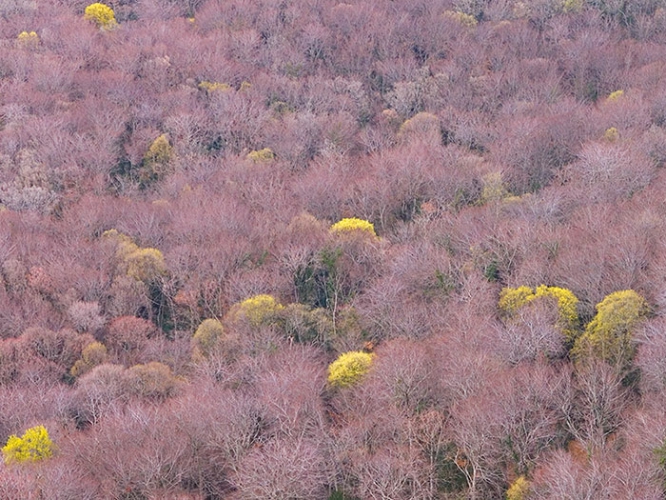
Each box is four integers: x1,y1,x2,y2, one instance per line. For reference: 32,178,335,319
1,0,666,498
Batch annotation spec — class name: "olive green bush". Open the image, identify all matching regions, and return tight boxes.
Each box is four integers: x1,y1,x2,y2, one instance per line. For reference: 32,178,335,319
192,318,225,358
71,341,108,378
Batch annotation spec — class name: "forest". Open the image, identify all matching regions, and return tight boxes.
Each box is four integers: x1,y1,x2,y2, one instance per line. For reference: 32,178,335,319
1,0,666,498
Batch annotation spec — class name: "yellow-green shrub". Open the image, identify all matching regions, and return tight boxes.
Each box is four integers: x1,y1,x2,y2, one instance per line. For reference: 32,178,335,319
536,285,579,336
499,285,579,342
506,476,530,500
443,10,478,27
398,112,440,136
125,247,167,282
330,217,377,238
16,31,39,49
328,351,374,388
84,3,116,28
2,425,53,464
144,134,172,165
562,0,584,13
607,89,624,102
103,229,141,269
604,127,619,142
198,81,232,93
103,229,137,256
498,286,537,315
232,294,283,328
140,134,174,186
279,304,332,345
192,318,224,358
480,172,509,204
246,148,275,163
103,230,167,283
572,290,649,367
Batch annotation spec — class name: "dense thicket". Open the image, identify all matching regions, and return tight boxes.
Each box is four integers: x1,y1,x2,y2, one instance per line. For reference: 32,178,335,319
2,0,666,498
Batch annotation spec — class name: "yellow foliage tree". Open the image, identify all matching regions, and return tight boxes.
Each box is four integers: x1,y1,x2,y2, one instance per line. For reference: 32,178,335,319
3,425,53,464
192,318,224,358
103,228,135,252
604,127,619,142
16,31,39,49
103,229,167,283
480,172,509,204
330,217,377,238
71,341,108,378
198,81,232,92
84,3,117,28
143,134,173,165
398,112,440,136
328,351,374,388
606,89,624,102
572,290,649,367
246,148,275,163
231,294,284,327
125,247,167,282
562,0,584,13
498,286,535,314
499,285,580,343
125,362,178,400
443,10,478,27
506,476,530,500
140,134,174,187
